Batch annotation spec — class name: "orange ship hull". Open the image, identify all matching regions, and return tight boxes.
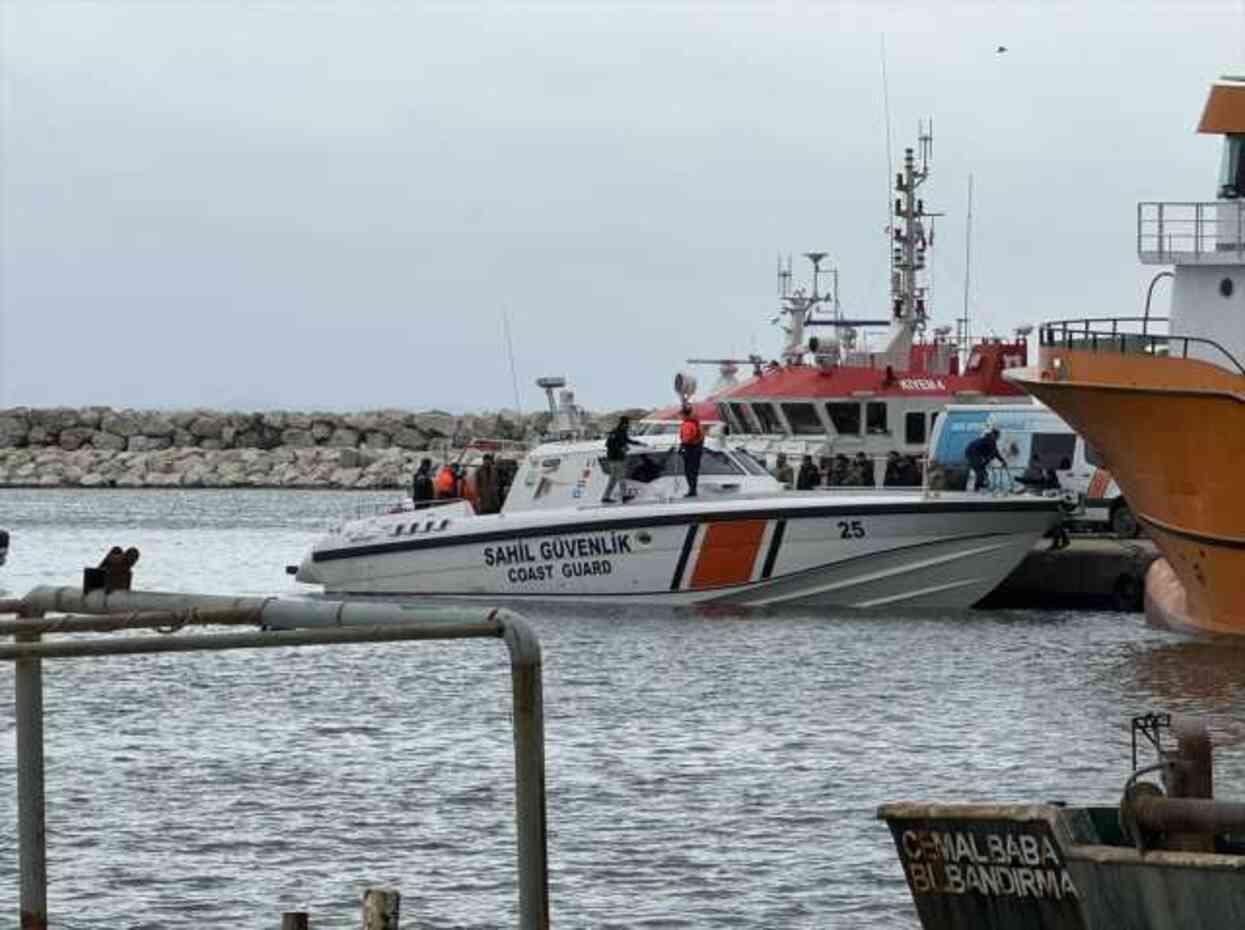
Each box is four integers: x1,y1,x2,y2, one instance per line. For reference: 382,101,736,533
1011,348,1245,636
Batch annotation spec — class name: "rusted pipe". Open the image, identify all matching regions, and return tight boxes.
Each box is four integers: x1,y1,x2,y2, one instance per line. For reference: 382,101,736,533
1127,796,1245,837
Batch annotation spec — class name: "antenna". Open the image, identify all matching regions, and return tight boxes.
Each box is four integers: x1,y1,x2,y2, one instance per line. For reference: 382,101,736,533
880,35,895,277
960,173,974,356
503,310,522,416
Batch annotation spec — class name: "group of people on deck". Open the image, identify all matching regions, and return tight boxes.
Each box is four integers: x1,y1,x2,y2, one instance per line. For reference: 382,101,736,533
410,453,516,515
770,451,924,489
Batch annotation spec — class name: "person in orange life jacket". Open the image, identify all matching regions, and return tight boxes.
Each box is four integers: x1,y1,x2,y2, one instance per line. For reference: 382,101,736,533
434,463,458,499
679,406,705,498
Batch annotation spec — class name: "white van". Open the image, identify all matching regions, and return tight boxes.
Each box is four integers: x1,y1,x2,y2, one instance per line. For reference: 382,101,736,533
927,403,1139,537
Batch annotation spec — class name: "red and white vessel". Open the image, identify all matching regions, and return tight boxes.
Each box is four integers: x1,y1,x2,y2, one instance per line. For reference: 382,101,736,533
642,128,1033,484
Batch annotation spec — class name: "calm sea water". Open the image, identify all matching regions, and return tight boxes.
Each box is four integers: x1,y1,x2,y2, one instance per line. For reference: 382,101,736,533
1,489,1243,929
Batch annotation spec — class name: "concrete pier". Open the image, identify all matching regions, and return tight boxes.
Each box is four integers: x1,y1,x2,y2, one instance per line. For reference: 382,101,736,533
983,537,1159,611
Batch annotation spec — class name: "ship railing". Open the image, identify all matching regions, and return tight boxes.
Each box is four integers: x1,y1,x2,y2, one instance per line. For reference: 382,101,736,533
1039,316,1245,376
1138,200,1245,264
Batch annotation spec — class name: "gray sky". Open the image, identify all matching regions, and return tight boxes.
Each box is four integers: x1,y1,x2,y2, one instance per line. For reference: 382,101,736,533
2,1,1242,413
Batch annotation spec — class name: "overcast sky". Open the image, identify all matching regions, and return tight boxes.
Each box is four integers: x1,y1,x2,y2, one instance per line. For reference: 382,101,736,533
2,2,1242,413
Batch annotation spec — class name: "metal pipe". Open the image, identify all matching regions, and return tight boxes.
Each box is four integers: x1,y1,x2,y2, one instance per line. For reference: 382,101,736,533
0,607,263,638
16,614,48,930
5,588,550,930
1127,796,1245,837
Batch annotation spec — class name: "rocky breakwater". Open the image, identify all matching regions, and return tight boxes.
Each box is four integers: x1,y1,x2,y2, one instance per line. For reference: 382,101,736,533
0,407,574,489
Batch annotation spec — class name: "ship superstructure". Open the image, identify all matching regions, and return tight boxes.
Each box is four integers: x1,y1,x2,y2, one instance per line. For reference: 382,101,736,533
644,128,1032,484
1009,77,1245,637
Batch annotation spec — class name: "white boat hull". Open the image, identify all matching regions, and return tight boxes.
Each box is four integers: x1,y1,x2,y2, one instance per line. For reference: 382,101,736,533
297,495,1059,609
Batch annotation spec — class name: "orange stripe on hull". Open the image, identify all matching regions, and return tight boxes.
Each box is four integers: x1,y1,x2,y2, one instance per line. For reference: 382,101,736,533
689,520,767,589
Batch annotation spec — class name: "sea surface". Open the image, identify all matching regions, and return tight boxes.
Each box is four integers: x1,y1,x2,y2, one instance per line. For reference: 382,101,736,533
1,489,1243,929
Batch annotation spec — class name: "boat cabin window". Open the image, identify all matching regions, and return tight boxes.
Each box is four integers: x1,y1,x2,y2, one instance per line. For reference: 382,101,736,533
825,402,861,436
1219,134,1245,198
752,402,784,434
1029,432,1076,471
717,404,742,434
728,402,760,433
928,410,940,437
866,402,889,435
780,402,824,436
904,411,926,446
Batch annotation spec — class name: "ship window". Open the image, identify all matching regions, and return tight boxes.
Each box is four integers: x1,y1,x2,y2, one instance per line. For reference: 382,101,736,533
656,448,744,478
826,402,861,436
928,411,940,438
904,411,926,446
780,402,824,435
866,402,889,434
1030,433,1076,471
728,402,760,433
1220,277,1234,298
734,449,770,476
718,404,741,434
752,403,784,434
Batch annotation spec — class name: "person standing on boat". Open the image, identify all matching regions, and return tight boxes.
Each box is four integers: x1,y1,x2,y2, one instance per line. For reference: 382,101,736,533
602,416,644,503
411,458,435,505
965,428,1007,492
679,405,705,498
475,453,502,515
772,452,794,488
796,454,820,491
434,462,458,499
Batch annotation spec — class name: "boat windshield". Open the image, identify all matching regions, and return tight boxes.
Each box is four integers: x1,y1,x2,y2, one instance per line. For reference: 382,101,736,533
733,448,771,476
606,448,746,483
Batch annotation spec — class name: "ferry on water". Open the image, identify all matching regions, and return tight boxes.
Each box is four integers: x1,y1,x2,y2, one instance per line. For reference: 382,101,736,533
640,127,1034,484
292,430,1060,607
1009,76,1245,637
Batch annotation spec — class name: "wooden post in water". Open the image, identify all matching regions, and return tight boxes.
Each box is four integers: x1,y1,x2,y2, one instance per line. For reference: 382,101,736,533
362,888,400,929
281,913,309,930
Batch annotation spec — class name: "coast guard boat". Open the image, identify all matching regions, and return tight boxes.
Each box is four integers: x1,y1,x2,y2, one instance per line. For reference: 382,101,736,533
293,433,1059,607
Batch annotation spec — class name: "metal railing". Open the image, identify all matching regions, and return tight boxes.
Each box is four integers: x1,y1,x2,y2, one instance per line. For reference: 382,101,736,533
1040,316,1245,376
1,587,550,930
1138,200,1245,262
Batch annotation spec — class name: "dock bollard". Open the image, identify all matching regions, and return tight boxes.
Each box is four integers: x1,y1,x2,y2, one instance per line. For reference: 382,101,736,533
281,913,309,929
363,888,400,929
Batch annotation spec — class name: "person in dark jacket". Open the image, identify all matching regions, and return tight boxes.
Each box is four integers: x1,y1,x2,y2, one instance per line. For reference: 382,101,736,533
965,428,1007,491
411,458,435,505
602,416,644,503
795,454,820,491
474,453,502,514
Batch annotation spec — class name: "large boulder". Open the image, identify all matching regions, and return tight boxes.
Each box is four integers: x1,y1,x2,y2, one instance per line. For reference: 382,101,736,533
59,427,95,451
391,427,426,450
0,413,30,448
310,420,335,443
412,412,456,438
281,428,315,448
327,427,359,448
91,430,127,451
100,409,145,437
189,415,223,439
136,413,175,437
129,435,172,452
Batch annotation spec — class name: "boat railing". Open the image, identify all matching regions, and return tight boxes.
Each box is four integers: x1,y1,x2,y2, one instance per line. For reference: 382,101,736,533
1138,200,1245,264
1039,316,1245,376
